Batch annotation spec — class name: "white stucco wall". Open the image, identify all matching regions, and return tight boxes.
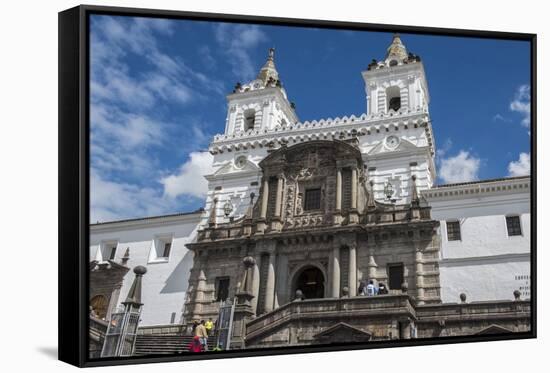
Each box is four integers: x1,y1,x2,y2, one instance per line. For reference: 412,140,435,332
424,177,531,303
90,213,201,326
439,255,530,303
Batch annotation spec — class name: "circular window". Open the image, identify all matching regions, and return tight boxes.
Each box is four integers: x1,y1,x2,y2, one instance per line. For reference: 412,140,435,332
235,155,247,169
385,135,400,149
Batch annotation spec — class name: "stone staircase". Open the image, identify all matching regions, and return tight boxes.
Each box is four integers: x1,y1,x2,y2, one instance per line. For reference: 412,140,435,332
134,334,217,355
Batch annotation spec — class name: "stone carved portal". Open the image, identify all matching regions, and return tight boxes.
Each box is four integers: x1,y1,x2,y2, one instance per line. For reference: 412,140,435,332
293,266,325,300
258,140,364,228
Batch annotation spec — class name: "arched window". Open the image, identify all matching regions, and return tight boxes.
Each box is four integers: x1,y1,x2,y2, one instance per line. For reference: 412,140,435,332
90,295,108,319
386,86,401,112
243,109,255,131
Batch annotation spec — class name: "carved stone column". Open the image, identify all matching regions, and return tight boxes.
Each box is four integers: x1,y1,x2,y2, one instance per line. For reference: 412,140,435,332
260,178,269,219
330,245,341,297
275,254,288,307
257,178,269,233
251,252,262,314
264,250,277,313
415,243,425,305
274,175,283,217
351,168,358,209
271,174,284,231
334,169,343,224
349,168,359,223
348,244,357,296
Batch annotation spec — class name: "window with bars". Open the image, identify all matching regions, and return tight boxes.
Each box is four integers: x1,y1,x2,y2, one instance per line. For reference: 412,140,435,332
446,221,461,241
304,188,321,211
506,216,522,236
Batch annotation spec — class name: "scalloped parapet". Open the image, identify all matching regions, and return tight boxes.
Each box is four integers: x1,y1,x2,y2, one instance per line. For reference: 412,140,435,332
210,107,431,154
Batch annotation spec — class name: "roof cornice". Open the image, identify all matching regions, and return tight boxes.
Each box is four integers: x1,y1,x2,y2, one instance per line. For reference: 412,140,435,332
422,176,530,200
90,211,203,232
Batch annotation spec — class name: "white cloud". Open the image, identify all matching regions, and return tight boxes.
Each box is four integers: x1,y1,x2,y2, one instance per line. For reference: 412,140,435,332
436,138,453,160
508,152,531,177
214,24,268,80
90,168,172,223
161,152,215,198
89,16,223,221
91,103,168,150
439,150,481,184
510,84,531,128
492,113,511,123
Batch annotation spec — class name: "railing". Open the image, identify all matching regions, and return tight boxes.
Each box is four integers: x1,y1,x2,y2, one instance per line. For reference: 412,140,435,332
415,299,531,321
89,316,108,342
137,324,185,335
245,295,416,338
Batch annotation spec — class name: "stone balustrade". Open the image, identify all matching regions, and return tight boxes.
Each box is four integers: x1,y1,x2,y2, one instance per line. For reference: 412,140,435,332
245,294,416,339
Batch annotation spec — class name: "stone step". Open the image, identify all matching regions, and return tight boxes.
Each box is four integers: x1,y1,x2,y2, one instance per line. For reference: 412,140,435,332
134,334,217,356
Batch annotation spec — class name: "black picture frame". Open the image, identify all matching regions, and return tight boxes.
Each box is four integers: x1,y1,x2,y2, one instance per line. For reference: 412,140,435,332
58,4,537,368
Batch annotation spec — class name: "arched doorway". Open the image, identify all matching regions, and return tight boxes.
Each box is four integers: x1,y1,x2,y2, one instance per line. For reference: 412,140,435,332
293,266,325,300
90,295,108,319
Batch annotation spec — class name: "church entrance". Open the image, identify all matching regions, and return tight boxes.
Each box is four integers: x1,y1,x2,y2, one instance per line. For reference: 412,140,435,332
294,266,325,300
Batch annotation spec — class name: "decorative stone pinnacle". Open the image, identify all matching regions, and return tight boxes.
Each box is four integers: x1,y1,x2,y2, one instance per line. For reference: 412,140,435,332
123,266,147,306
257,47,280,85
385,33,408,62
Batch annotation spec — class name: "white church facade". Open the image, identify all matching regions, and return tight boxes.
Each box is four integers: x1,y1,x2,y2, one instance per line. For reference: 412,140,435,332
89,35,531,329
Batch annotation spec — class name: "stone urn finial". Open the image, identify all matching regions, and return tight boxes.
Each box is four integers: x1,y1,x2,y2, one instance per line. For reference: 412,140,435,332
401,282,408,293
342,286,349,297
294,289,304,301
513,289,521,301
459,293,467,303
242,256,256,268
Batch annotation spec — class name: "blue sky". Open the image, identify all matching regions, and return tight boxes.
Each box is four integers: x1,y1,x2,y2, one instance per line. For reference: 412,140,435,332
89,15,531,222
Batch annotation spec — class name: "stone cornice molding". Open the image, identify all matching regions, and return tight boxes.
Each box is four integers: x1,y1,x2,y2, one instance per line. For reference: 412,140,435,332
90,211,203,233
210,111,431,154
439,252,530,267
422,177,530,201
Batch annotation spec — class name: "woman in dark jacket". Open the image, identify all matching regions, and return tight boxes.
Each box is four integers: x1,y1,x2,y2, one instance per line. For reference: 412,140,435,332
378,282,389,295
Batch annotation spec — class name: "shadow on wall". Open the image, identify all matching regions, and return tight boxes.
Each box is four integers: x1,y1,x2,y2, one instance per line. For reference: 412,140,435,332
160,250,193,294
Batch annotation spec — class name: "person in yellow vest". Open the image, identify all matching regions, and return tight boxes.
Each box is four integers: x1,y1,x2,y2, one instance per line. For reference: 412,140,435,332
205,318,214,336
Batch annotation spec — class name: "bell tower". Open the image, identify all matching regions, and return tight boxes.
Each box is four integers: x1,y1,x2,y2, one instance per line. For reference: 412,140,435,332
362,34,430,116
224,48,299,135
360,35,436,203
